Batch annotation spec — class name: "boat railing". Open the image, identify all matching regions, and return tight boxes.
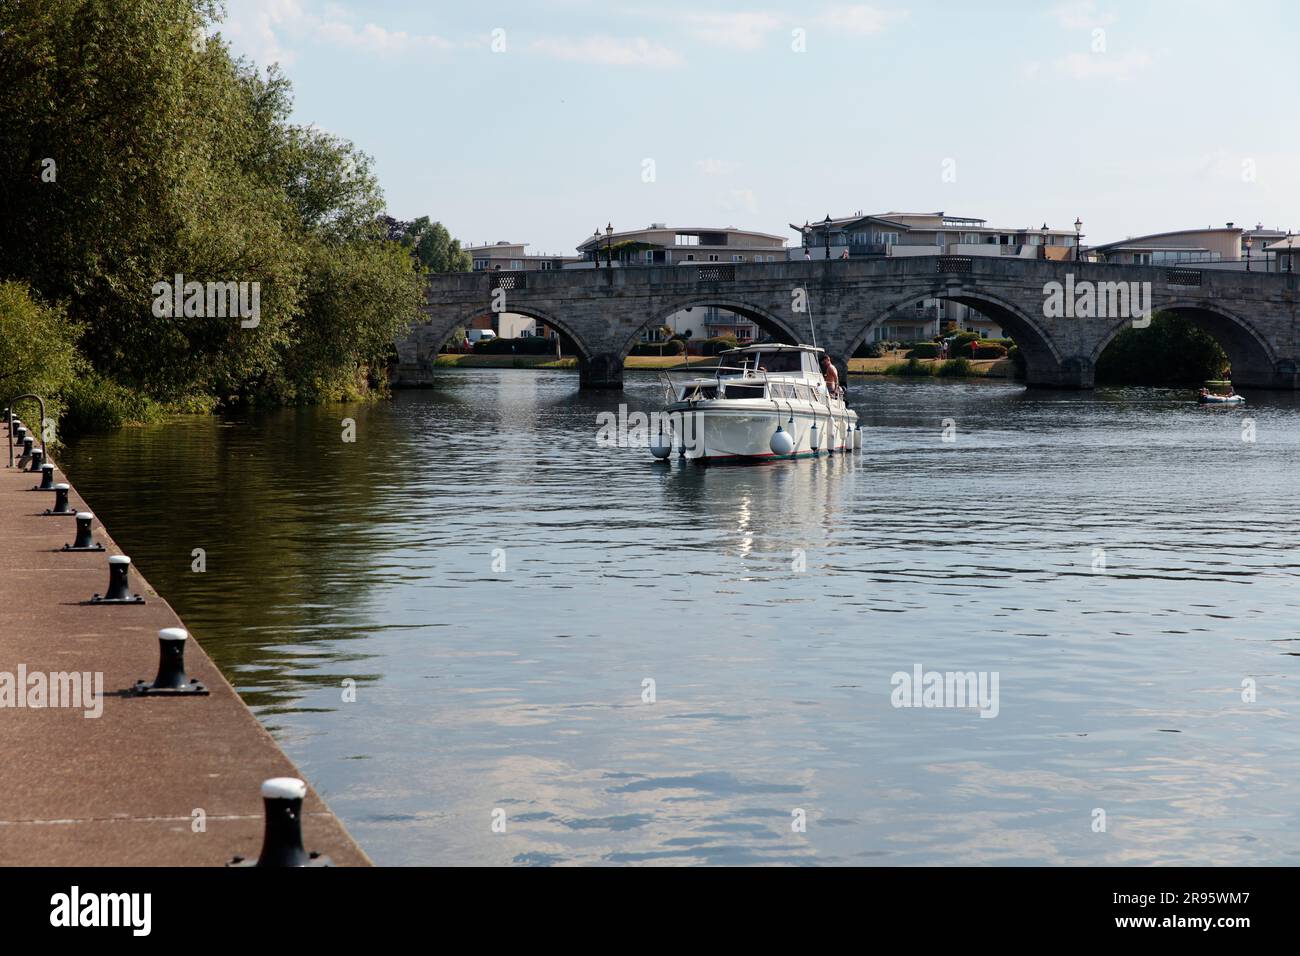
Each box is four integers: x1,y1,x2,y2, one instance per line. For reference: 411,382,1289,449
659,364,778,402
659,364,834,404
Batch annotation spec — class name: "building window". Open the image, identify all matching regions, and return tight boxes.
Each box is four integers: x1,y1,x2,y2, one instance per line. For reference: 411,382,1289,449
646,250,655,263
540,260,553,270
732,255,744,262
685,254,695,261
473,259,488,270
708,254,719,261
675,234,699,245
510,260,522,270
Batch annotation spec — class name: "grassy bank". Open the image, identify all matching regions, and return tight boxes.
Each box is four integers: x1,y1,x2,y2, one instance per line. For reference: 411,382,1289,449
431,351,1017,377
852,355,1017,379
432,354,722,370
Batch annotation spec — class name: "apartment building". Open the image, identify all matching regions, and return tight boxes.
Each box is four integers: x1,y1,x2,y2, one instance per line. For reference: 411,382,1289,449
791,211,1080,261
791,211,1082,340
573,225,787,345
463,242,580,339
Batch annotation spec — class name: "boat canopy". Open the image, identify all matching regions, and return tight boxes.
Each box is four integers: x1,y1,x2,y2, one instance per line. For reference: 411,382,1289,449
720,343,824,356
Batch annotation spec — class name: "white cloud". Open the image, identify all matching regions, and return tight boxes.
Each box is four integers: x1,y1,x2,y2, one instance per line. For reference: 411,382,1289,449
1055,50,1152,80
696,158,739,176
1051,1,1117,30
530,36,683,68
218,0,452,65
316,21,451,54
721,188,759,215
817,5,908,35
220,0,306,66
626,6,905,50
680,12,783,49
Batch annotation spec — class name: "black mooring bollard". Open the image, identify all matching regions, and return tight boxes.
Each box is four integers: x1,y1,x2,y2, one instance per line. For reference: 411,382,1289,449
28,447,44,473
63,512,104,552
228,778,332,867
18,436,34,465
32,463,54,491
89,555,145,604
12,425,26,445
43,483,75,516
132,628,208,696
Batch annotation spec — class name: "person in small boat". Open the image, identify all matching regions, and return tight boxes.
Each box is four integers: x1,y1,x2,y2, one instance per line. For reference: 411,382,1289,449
819,354,842,399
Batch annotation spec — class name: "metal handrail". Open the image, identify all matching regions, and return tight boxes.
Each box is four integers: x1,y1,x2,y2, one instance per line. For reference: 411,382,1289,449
6,393,48,468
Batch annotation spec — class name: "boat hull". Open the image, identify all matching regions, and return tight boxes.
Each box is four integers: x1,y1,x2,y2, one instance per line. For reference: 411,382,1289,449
666,402,858,462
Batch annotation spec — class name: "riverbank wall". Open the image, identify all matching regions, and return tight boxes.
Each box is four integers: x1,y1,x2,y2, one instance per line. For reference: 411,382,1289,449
0,418,369,866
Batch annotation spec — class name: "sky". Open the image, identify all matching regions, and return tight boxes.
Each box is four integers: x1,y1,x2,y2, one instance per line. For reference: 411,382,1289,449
215,0,1300,256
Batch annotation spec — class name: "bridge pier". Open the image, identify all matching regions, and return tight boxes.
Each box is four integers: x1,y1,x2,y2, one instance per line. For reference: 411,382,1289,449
579,352,623,389
1027,357,1095,390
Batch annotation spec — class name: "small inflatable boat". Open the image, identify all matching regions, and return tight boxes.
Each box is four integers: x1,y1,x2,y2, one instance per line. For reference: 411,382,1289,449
1198,380,1244,405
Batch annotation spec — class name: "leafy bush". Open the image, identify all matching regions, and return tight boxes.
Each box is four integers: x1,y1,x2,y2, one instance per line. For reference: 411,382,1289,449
698,335,739,356
907,342,940,359
936,358,974,377
631,340,685,356
971,343,1007,359
60,369,159,436
854,341,884,358
885,358,934,377
0,280,83,392
1008,345,1026,375
473,336,557,355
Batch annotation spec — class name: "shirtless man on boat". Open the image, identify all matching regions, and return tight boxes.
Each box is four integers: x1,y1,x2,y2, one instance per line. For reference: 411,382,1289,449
820,354,843,399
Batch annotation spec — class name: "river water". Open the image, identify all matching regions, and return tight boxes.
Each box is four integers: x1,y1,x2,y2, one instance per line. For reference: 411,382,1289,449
58,370,1300,866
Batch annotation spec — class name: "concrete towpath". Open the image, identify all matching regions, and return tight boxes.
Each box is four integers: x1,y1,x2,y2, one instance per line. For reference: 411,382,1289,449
0,420,370,866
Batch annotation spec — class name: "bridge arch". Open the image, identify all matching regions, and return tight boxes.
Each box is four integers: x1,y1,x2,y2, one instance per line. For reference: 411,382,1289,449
1089,299,1281,387
419,302,595,362
615,296,804,362
848,287,1067,385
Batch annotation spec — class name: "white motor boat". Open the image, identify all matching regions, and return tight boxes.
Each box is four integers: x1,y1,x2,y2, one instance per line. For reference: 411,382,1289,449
651,344,859,463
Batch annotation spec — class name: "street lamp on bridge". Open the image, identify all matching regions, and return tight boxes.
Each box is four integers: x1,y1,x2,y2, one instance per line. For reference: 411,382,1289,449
605,223,614,269
823,214,832,261
1074,217,1083,262
592,229,601,268
1245,235,1252,272
1040,223,1048,260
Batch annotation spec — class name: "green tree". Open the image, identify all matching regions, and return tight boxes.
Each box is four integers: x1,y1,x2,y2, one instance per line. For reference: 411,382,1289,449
1097,312,1229,385
0,280,83,403
393,217,472,273
0,0,425,413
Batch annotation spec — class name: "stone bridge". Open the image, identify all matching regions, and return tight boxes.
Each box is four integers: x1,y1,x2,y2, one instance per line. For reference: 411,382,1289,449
397,256,1300,389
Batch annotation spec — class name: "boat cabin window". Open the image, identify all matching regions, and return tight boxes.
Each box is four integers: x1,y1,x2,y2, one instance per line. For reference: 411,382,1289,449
749,351,803,373
682,384,717,400
724,383,765,399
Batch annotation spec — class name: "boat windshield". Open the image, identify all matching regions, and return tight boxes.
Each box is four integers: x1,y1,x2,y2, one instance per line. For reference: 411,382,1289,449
743,351,803,373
